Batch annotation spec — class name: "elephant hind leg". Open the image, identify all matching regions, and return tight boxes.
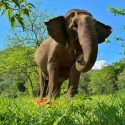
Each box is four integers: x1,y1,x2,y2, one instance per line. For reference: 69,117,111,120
67,64,80,98
42,79,48,97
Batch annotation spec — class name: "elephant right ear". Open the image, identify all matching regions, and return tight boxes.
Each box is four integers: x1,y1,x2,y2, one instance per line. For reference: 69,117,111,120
45,16,67,45
96,20,112,44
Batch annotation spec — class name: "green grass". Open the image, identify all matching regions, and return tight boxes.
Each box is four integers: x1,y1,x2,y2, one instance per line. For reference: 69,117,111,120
1,92,125,125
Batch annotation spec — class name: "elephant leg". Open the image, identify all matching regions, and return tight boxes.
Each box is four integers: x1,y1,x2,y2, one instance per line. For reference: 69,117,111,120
47,62,59,100
39,69,48,98
44,80,49,95
42,79,48,97
67,64,80,98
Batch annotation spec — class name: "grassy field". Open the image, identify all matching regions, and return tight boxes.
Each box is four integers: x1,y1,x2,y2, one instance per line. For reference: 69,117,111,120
1,91,125,125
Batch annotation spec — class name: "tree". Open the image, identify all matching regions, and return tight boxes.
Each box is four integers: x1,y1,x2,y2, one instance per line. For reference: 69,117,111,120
88,66,117,95
114,59,125,90
0,46,37,95
117,69,125,90
112,59,125,76
6,8,53,48
0,0,35,29
79,73,90,96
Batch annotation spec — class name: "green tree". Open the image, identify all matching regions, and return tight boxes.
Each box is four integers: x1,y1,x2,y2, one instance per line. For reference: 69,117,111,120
79,73,90,96
114,59,125,90
117,69,125,90
0,46,37,95
15,75,26,92
113,59,125,76
88,66,117,95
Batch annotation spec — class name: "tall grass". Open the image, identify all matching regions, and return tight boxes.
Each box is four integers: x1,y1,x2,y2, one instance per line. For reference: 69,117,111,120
1,91,125,125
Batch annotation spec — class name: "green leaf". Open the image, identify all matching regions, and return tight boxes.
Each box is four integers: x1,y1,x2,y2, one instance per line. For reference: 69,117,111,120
22,8,29,16
8,9,13,22
26,3,36,9
16,16,25,30
11,16,16,29
108,6,125,16
22,0,26,3
12,0,20,7
19,9,24,15
18,0,21,4
105,38,111,43
53,114,65,125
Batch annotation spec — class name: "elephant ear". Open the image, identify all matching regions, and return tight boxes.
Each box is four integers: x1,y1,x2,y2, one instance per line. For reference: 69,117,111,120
96,20,112,44
45,16,67,45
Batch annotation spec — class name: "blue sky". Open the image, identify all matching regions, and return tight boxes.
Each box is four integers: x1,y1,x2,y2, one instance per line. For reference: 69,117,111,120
0,0,125,64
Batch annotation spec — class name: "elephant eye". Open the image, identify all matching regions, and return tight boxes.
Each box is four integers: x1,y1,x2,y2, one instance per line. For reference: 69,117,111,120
70,12,75,17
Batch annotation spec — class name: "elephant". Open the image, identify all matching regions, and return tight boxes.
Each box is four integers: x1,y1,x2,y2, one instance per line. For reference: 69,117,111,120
35,9,112,101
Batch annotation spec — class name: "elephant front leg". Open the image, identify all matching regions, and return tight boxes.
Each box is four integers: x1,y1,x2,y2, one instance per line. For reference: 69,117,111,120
67,64,80,98
39,69,48,98
47,62,59,100
40,79,48,98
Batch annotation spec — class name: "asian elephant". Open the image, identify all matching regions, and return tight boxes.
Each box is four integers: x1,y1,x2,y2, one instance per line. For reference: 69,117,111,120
35,9,112,101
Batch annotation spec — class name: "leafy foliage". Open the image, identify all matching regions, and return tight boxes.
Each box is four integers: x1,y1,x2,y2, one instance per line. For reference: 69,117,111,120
79,58,125,95
88,66,117,95
79,73,90,95
0,46,35,74
0,0,35,29
108,5,125,53
6,8,53,48
108,7,125,16
117,69,125,89
0,46,38,96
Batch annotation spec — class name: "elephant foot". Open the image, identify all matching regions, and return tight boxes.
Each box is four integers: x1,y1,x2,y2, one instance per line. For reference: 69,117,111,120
45,98,51,104
67,90,77,99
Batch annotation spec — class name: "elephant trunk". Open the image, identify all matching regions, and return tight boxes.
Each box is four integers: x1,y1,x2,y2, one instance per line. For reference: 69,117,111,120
75,22,98,72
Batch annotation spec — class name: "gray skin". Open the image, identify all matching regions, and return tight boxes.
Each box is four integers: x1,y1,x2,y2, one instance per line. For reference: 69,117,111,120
35,9,112,101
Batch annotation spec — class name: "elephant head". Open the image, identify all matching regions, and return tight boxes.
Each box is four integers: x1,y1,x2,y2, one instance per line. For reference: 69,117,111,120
45,9,112,73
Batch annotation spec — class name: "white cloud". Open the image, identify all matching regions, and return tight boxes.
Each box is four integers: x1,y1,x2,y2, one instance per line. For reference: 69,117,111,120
92,60,107,70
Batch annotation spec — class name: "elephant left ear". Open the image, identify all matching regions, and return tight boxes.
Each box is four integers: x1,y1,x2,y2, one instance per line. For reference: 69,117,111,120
96,20,112,44
45,16,68,45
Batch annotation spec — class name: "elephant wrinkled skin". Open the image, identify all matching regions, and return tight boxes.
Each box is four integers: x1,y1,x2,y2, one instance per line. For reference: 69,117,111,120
35,9,112,100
